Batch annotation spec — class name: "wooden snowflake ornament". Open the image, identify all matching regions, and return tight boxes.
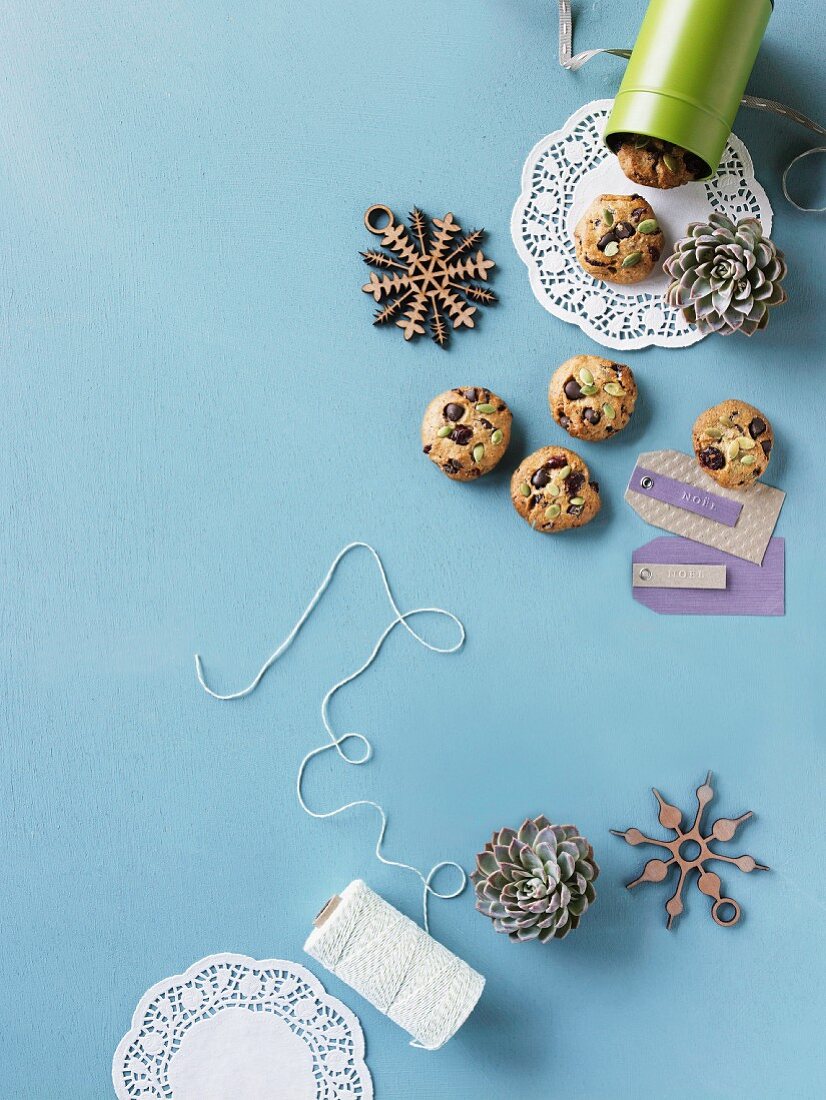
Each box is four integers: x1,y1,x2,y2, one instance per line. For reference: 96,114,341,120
611,772,768,929
360,204,497,347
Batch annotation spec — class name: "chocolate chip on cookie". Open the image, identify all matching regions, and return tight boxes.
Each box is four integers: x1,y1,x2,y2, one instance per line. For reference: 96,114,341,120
692,400,774,489
549,355,637,442
510,447,601,532
421,387,512,481
574,195,664,285
614,135,708,189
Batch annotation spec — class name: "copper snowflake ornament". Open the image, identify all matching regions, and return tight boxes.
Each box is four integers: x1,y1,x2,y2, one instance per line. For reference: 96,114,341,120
360,204,497,348
611,772,768,929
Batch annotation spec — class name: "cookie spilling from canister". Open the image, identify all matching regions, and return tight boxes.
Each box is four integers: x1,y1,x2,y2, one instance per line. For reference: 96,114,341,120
614,135,706,189
421,387,512,481
549,355,637,441
574,195,664,285
511,447,600,532
692,400,773,489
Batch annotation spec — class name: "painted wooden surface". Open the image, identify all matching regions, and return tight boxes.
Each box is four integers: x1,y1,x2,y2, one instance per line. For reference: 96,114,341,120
2,2,824,1096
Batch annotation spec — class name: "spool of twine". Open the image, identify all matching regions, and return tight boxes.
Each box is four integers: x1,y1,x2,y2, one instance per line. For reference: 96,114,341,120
305,880,485,1050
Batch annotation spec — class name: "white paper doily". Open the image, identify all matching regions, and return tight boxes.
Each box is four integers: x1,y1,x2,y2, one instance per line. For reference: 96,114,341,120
113,954,373,1100
511,99,773,350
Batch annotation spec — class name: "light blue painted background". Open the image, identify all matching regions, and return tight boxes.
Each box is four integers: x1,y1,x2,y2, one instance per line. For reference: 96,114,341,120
1,2,824,1097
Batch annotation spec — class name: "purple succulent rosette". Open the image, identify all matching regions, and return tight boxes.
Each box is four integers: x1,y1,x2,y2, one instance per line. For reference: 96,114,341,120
664,213,787,336
472,816,598,942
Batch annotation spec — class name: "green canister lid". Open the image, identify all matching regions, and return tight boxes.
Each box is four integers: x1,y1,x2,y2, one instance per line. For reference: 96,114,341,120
605,0,773,179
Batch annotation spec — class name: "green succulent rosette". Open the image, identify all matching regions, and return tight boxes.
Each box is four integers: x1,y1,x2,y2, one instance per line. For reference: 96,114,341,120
664,213,787,337
471,816,598,942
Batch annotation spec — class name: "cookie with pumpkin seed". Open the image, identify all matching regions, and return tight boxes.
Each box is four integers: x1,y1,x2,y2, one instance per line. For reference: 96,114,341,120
615,135,707,189
421,386,512,481
692,399,773,489
510,446,601,533
549,355,637,442
573,194,663,285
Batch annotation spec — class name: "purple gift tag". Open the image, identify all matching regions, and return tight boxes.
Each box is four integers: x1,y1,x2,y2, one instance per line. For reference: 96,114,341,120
628,465,743,527
632,537,785,616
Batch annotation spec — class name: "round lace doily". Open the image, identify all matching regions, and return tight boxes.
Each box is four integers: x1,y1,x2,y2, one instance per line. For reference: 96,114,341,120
113,954,373,1100
511,99,773,350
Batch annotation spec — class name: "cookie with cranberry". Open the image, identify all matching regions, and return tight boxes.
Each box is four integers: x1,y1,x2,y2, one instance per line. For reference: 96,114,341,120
421,387,512,481
549,355,637,442
510,447,601,532
692,400,773,489
615,135,707,189
574,195,664,285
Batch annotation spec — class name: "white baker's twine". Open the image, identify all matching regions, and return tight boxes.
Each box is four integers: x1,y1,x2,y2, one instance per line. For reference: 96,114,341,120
194,541,467,932
305,879,485,1050
556,0,826,212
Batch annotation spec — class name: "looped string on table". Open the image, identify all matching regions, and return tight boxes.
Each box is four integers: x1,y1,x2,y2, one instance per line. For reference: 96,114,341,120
194,541,467,932
555,0,826,212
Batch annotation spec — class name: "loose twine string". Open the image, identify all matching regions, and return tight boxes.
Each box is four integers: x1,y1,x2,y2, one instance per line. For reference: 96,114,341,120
304,879,485,1050
556,0,826,212
194,541,467,933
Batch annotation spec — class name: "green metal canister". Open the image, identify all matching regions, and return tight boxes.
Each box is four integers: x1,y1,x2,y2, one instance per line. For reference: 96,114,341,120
605,0,773,179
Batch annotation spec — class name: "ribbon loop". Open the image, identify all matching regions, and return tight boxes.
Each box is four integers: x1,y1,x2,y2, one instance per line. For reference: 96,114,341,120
782,146,826,213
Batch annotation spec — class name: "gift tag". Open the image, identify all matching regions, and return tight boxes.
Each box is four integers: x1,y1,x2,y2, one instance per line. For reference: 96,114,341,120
632,537,784,616
625,451,784,564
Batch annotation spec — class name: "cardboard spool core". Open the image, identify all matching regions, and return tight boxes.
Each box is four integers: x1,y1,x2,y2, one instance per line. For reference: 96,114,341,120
313,895,341,929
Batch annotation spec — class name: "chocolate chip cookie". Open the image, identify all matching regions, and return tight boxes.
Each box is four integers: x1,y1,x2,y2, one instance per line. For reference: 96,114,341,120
692,400,774,489
574,195,664,285
615,135,707,189
421,387,512,481
510,447,601,532
549,355,637,442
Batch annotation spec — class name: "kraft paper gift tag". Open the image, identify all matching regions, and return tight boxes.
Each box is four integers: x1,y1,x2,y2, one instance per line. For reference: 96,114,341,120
625,450,785,565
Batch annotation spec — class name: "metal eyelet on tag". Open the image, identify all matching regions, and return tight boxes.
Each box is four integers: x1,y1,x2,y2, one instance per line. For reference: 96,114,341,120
640,475,654,489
